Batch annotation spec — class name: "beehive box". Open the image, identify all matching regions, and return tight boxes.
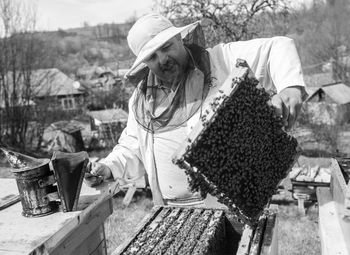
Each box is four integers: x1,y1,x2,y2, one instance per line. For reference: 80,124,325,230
316,158,350,254
114,206,278,255
173,60,299,225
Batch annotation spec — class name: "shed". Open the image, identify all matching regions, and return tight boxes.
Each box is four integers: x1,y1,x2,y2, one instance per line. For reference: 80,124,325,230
87,108,128,126
87,109,128,148
43,120,85,153
303,72,350,125
306,83,350,105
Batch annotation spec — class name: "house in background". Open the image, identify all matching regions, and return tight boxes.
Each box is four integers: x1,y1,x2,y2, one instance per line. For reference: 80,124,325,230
32,68,85,111
303,72,350,125
0,68,84,111
87,108,128,148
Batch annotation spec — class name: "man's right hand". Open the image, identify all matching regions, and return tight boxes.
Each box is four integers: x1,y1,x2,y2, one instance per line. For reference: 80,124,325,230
88,162,112,179
84,162,112,187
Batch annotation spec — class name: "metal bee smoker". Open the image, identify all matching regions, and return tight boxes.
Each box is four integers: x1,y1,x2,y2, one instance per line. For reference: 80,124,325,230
1,147,88,217
1,147,57,217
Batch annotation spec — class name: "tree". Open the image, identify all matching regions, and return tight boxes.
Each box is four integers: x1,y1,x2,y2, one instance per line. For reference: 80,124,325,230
0,0,43,150
86,86,128,111
326,0,350,82
93,23,123,43
157,0,287,46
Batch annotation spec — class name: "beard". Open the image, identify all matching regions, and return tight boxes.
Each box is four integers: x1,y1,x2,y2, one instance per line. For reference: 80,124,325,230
159,58,185,85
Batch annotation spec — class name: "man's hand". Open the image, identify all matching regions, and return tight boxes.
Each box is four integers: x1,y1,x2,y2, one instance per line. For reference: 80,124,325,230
84,162,112,187
271,86,306,130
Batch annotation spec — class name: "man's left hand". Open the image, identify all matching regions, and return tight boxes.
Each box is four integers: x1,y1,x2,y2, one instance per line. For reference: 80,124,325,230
271,86,307,130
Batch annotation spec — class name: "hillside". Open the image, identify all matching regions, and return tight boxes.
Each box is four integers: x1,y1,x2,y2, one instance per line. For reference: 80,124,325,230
35,22,135,76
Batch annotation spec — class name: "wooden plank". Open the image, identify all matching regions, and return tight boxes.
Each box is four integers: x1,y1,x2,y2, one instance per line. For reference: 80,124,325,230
68,225,106,255
0,251,23,255
345,182,350,219
0,178,19,200
330,158,350,247
122,184,137,207
90,239,106,255
236,224,254,255
330,158,348,213
316,187,350,255
260,205,278,255
295,194,308,215
249,215,267,255
291,179,330,187
35,192,113,255
0,194,20,210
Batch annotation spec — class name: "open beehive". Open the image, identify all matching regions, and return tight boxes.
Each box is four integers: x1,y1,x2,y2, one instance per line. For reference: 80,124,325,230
173,59,299,225
115,206,278,255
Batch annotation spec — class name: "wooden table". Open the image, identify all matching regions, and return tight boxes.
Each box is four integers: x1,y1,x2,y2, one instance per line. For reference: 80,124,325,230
0,178,114,255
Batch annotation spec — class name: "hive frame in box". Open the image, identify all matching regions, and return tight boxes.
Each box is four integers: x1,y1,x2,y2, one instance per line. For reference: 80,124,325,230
113,205,279,255
173,59,299,226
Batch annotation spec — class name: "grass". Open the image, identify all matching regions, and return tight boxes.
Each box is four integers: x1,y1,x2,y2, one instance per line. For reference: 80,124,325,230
104,191,153,254
278,203,321,255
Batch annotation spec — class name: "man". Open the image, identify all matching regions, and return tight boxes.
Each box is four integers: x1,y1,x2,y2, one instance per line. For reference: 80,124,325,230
87,13,306,207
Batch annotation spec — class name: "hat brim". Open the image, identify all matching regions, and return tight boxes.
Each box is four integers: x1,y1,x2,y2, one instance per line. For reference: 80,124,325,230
126,21,200,77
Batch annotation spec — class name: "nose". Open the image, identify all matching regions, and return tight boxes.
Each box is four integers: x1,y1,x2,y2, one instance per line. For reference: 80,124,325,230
157,51,168,66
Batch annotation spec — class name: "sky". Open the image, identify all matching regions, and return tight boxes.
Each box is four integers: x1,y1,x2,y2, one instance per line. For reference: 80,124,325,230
33,0,316,32
36,0,155,31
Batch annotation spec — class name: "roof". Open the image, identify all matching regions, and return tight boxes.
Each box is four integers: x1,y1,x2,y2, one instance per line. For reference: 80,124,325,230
77,65,120,79
0,68,82,108
87,108,128,123
304,72,339,87
31,68,83,97
50,120,84,133
306,83,350,104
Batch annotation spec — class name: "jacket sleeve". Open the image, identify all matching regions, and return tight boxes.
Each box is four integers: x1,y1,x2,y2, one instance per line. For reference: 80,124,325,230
210,36,305,93
99,91,146,183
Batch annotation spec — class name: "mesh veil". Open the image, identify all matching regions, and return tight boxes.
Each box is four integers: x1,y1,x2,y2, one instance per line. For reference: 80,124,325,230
132,44,212,133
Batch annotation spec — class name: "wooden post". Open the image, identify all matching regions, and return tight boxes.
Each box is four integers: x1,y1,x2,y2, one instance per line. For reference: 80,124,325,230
260,205,279,255
122,183,137,207
296,194,307,215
